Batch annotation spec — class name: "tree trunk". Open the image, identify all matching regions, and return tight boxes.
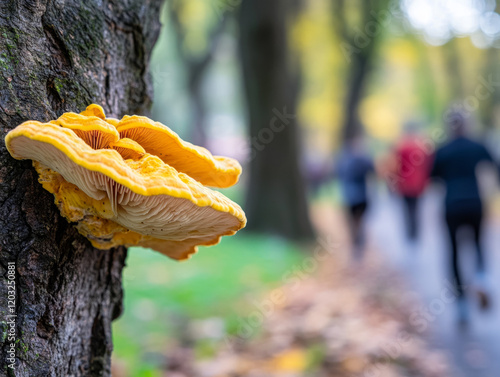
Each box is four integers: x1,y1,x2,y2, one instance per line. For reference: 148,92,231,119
0,0,162,376
167,1,230,147
238,0,314,240
342,47,375,141
443,38,464,103
412,37,440,122
335,0,386,142
480,47,500,129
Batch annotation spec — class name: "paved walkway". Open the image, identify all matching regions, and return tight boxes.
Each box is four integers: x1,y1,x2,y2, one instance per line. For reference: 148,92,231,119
367,187,500,377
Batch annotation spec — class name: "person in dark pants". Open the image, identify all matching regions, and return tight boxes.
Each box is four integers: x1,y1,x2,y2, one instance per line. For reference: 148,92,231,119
402,196,418,239
431,110,497,324
336,137,374,259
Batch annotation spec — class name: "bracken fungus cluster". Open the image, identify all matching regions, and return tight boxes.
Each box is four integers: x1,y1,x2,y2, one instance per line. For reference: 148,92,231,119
5,104,246,260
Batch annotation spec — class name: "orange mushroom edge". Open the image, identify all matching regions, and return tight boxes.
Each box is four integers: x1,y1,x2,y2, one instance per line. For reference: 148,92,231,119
5,104,246,261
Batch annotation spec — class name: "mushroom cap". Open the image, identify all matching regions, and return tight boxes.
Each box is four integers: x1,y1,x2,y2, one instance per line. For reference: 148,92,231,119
116,115,241,188
80,103,107,119
53,112,120,149
109,138,146,160
6,118,246,260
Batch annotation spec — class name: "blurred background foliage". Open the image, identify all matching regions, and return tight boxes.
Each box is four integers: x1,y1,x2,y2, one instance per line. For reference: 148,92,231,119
151,0,500,156
112,0,500,375
113,235,304,375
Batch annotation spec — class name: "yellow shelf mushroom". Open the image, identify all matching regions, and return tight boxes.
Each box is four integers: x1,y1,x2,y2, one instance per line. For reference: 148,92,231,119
109,138,146,161
116,115,241,188
5,104,246,260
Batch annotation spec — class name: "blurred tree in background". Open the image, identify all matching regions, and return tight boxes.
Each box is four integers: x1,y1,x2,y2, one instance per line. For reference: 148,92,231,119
166,0,231,146
238,0,315,240
481,46,500,128
333,0,391,142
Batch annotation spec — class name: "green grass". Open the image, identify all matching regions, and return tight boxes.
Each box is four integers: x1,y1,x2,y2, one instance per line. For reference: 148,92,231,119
112,233,305,376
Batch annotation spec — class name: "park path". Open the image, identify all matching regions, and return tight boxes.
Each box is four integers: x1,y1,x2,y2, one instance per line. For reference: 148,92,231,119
366,187,500,377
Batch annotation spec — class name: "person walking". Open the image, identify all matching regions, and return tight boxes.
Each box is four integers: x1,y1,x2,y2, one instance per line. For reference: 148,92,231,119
431,110,497,324
393,124,432,241
336,136,374,259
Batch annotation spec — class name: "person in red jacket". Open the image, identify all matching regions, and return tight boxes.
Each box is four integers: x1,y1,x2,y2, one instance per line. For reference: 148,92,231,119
392,124,433,241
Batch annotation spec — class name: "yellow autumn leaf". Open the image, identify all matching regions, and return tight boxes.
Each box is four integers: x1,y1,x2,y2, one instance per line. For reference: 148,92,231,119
269,348,307,372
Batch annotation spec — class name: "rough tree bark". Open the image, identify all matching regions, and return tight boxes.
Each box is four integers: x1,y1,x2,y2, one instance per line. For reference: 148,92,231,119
238,0,314,240
0,0,162,376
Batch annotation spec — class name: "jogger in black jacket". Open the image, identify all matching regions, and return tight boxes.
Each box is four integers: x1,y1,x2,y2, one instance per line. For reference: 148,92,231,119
431,110,498,324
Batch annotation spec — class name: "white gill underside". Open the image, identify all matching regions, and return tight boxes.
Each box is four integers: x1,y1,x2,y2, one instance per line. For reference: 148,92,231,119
14,138,240,241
